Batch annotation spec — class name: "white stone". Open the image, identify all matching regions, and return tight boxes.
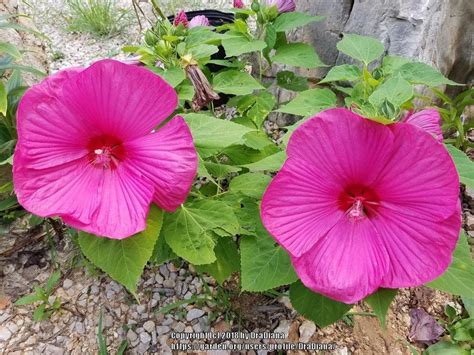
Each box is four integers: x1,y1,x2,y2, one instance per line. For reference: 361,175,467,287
299,320,316,343
143,320,155,333
62,279,73,290
0,326,12,341
186,309,205,321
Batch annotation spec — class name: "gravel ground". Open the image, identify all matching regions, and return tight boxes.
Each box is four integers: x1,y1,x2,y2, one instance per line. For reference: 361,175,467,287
1,1,473,354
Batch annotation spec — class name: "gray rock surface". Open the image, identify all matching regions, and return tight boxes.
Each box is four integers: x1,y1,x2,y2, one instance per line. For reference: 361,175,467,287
293,0,473,84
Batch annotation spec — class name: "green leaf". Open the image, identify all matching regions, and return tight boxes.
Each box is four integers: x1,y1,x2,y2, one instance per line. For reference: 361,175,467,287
396,62,460,87
364,288,397,328
221,35,267,57
240,222,298,291
0,195,18,212
425,341,469,355
152,232,177,265
427,231,474,298
224,144,280,165
78,205,163,296
183,113,253,154
273,12,324,32
290,280,352,327
162,200,239,265
213,70,264,96
0,42,21,59
272,43,325,69
0,63,46,77
445,144,474,188
264,23,277,50
319,64,361,84
195,237,240,284
242,131,274,150
276,71,309,91
381,55,412,75
337,33,384,65
0,81,7,115
277,88,337,117
229,172,272,200
204,162,242,178
33,303,46,321
158,67,185,88
242,151,287,172
188,44,219,60
45,270,61,294
368,76,414,108
247,91,276,128
15,293,44,306
461,296,474,317
176,81,195,102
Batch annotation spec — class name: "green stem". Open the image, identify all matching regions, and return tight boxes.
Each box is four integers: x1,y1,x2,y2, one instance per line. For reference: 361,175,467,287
150,0,167,20
347,311,377,317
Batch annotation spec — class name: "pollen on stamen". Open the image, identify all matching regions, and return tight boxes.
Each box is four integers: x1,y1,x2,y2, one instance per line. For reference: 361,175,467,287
347,199,366,220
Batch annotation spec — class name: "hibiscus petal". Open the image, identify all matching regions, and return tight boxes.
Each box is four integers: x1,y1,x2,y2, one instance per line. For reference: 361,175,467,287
64,165,155,239
292,217,390,304
376,204,461,288
16,68,89,169
61,59,178,141
403,109,443,143
14,150,155,238
262,108,394,257
287,108,394,187
123,116,197,212
375,123,459,220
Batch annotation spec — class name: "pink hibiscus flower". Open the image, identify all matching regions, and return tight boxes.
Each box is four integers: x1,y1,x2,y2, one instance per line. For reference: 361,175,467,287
14,60,197,239
262,0,296,13
402,108,443,143
174,10,189,28
188,15,210,28
261,108,460,304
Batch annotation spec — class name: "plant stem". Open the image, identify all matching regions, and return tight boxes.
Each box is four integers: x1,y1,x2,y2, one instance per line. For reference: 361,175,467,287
150,0,166,20
347,311,377,317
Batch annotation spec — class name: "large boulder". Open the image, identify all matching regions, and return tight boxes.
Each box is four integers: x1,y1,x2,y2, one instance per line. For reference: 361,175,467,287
293,0,473,85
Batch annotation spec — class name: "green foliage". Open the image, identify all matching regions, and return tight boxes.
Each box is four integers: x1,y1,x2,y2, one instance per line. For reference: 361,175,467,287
97,309,128,355
15,270,62,321
289,281,352,327
78,206,164,297
336,33,384,66
277,70,309,91
229,172,272,200
277,88,337,117
364,288,398,328
213,70,264,95
273,12,324,32
427,231,474,298
272,43,325,69
221,35,267,57
368,75,413,107
66,0,130,37
445,145,474,188
162,200,239,265
240,200,298,291
195,237,240,284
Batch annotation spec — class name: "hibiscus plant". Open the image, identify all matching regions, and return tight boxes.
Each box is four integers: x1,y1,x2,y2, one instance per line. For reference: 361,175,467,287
7,0,474,334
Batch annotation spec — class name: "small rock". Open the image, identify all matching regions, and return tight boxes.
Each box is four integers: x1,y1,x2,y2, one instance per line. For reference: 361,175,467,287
162,317,174,326
159,265,169,278
75,322,85,335
156,326,170,335
6,323,18,334
136,305,146,314
63,279,73,290
274,320,291,338
174,322,186,332
0,326,12,341
213,320,230,332
104,315,113,328
155,274,164,284
90,285,99,295
186,308,205,321
163,279,175,288
136,342,150,353
143,320,155,333
45,344,64,355
140,331,151,344
192,323,202,332
299,320,316,342
127,329,138,342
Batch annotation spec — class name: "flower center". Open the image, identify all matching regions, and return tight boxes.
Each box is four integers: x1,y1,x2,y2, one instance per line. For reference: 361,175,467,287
338,184,380,220
87,135,126,169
